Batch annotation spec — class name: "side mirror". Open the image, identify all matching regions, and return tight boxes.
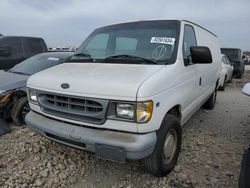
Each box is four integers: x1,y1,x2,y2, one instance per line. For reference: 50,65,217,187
190,46,212,64
0,45,11,57
242,83,250,96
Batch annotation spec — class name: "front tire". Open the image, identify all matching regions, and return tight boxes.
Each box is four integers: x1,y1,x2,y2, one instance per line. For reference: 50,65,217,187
11,97,30,126
143,114,182,177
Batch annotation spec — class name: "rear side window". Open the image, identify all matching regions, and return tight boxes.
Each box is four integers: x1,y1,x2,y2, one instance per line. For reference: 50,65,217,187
1,37,23,55
182,25,197,65
26,38,44,53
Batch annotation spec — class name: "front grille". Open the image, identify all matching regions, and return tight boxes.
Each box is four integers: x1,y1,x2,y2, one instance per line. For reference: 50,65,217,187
37,92,109,124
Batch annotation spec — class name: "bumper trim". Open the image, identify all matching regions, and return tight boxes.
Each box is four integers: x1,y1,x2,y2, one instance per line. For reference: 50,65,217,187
25,111,157,160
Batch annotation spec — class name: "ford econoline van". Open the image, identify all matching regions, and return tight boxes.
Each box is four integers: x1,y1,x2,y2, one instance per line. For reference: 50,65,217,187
25,20,221,176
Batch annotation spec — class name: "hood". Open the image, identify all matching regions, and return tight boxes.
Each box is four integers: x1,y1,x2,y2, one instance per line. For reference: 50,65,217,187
0,70,28,91
27,63,164,100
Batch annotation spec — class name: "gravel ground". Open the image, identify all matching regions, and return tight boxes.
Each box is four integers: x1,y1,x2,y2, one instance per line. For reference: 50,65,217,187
1,70,250,188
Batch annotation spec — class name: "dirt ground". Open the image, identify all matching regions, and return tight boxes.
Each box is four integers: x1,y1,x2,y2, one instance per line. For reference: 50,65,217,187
1,69,250,188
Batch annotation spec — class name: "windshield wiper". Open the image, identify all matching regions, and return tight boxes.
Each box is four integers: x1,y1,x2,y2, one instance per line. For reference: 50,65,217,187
70,53,94,62
8,70,30,76
104,55,157,64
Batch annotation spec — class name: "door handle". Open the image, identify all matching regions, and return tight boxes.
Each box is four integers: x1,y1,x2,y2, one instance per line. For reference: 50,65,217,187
199,77,202,86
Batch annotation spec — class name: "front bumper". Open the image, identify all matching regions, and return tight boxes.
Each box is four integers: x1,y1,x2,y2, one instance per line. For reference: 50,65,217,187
25,111,157,161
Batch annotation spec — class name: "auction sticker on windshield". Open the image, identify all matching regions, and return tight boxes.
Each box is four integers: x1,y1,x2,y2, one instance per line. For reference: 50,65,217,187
150,37,175,45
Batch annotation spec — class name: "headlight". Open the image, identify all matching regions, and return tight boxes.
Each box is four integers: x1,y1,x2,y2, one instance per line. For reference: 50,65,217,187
108,100,153,123
116,103,135,119
28,89,37,102
136,101,153,123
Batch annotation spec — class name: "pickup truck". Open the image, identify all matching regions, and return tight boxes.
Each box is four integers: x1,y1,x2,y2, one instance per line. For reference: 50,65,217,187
0,36,47,70
25,20,221,176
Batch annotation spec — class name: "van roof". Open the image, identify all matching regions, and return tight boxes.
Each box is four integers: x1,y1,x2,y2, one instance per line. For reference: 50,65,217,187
99,19,217,38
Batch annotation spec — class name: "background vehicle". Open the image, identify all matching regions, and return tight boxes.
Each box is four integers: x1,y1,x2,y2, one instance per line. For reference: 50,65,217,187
219,54,234,91
0,36,48,70
25,20,221,176
221,48,245,79
242,55,250,65
0,52,73,125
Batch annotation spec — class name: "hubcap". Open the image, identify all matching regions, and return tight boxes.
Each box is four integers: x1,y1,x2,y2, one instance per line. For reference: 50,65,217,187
163,129,177,164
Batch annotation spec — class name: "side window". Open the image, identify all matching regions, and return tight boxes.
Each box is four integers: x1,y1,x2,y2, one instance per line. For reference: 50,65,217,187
222,56,227,64
115,37,138,55
225,56,231,65
26,38,44,53
182,25,197,65
1,38,23,56
85,33,109,58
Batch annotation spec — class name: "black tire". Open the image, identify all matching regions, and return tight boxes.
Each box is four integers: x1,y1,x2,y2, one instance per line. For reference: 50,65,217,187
203,87,217,110
143,114,182,177
236,73,242,79
11,97,30,126
219,76,226,91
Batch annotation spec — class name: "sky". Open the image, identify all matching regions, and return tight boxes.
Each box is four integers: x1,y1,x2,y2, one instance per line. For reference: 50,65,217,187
0,0,250,50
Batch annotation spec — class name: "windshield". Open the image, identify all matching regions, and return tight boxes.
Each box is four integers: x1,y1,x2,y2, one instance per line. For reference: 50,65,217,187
75,20,180,64
9,54,65,75
221,49,241,61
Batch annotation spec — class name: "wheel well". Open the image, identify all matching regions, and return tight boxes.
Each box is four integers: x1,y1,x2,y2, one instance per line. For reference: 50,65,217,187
12,90,27,102
167,105,181,120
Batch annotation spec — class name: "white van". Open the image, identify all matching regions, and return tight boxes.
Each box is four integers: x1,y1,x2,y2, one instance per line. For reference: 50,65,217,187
25,20,221,176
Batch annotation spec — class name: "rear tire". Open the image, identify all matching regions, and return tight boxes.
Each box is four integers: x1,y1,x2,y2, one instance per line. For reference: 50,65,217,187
143,114,182,177
236,73,242,79
219,76,226,91
11,97,30,126
203,87,217,110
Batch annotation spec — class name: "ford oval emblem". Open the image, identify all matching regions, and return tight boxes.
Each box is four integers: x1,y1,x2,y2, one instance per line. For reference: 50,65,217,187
61,83,70,89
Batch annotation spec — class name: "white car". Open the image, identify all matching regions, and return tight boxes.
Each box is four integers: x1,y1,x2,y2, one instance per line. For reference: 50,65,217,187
219,54,234,91
25,20,221,176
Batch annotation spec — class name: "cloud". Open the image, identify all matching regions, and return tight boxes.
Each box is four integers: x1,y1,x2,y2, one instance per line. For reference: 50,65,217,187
0,0,249,50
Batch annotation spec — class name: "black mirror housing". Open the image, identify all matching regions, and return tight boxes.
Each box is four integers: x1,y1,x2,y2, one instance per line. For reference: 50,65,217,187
0,45,11,57
190,46,212,64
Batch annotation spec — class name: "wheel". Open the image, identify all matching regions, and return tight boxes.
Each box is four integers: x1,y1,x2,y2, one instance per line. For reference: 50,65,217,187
236,73,242,79
203,87,217,110
219,76,226,91
11,97,30,126
143,114,182,177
